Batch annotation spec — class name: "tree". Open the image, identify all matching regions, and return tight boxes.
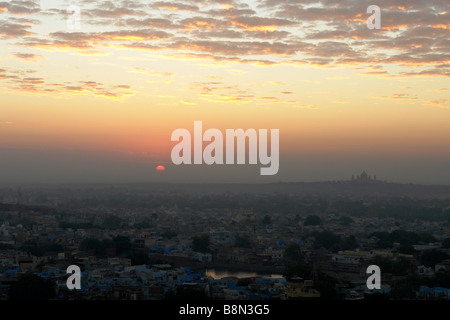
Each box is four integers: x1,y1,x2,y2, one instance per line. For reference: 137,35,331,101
442,238,450,249
370,230,437,249
304,215,322,226
313,231,358,253
420,249,449,268
102,215,123,230
398,243,416,255
390,276,419,300
134,221,152,229
113,236,131,256
284,242,304,263
339,235,358,251
192,235,210,253
236,278,252,287
80,238,103,255
261,215,272,226
0,243,13,250
161,230,177,239
373,255,415,276
314,271,338,300
79,238,115,257
434,271,450,288
337,216,354,226
21,242,64,257
234,235,251,248
8,273,56,300
313,231,340,250
283,263,312,281
129,253,151,266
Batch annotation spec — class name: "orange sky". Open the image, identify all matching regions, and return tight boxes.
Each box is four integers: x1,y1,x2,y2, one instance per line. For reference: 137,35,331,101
0,0,449,184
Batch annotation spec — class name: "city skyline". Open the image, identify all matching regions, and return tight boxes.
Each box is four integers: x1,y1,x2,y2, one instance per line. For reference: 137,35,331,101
1,0,449,185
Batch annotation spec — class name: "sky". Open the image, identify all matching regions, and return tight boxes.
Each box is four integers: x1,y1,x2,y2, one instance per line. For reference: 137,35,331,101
0,0,449,185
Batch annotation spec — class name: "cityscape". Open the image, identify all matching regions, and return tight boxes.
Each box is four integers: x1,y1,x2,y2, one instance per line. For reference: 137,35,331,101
1,0,449,312
1,172,449,300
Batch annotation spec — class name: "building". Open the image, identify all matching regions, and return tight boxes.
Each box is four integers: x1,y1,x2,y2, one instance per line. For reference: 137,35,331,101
286,277,320,299
435,259,450,272
352,171,376,182
330,250,374,273
417,265,435,277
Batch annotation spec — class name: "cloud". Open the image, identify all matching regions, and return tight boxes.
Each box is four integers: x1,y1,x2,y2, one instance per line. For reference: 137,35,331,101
151,1,199,12
374,93,419,101
179,100,197,105
114,85,131,90
87,7,147,18
0,21,35,39
2,0,449,77
0,0,40,15
0,68,20,80
171,39,307,57
424,99,450,109
191,80,255,103
13,52,43,61
230,16,297,32
180,17,227,30
292,104,319,110
0,68,134,100
400,66,450,78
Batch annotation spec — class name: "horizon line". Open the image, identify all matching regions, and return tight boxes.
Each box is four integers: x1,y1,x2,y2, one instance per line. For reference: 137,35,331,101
3,179,450,187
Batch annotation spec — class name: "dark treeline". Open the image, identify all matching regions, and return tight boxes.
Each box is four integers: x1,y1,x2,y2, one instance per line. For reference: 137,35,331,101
51,193,450,222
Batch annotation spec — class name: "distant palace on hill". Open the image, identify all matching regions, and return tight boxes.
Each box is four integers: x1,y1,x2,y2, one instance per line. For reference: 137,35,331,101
351,171,377,183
